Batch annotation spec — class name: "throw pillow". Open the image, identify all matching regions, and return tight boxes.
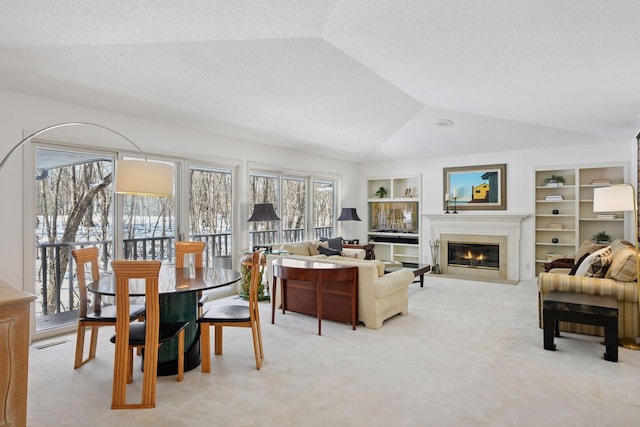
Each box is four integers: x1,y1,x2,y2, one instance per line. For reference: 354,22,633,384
318,245,341,257
326,237,343,251
574,246,611,277
575,240,608,264
568,253,591,276
585,249,613,278
606,243,637,282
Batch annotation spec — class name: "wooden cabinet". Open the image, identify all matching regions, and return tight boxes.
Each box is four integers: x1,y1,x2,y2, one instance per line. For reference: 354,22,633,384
366,175,421,265
0,281,35,427
534,163,628,275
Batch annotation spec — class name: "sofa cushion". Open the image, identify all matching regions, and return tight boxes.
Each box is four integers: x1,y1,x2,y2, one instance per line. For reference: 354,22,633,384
280,242,312,256
574,246,611,277
606,240,637,282
308,241,321,256
327,256,386,277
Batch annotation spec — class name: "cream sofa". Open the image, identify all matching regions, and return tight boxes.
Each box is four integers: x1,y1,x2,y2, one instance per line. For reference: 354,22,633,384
265,241,414,329
538,239,639,339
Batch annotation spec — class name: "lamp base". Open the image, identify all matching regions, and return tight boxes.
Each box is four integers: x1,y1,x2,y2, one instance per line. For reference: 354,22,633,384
619,337,640,350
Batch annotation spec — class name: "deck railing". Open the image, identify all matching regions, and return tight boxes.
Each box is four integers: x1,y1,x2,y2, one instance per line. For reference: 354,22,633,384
35,227,332,325
36,232,232,318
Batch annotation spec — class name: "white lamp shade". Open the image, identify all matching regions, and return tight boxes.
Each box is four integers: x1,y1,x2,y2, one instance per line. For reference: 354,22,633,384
593,184,635,212
114,159,174,197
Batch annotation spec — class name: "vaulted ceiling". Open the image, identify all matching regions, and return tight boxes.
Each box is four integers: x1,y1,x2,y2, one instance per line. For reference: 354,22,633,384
1,1,639,162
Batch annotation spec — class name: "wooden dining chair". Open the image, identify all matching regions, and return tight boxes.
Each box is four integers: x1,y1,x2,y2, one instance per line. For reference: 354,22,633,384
72,247,145,369
198,249,264,371
175,241,207,315
110,260,188,409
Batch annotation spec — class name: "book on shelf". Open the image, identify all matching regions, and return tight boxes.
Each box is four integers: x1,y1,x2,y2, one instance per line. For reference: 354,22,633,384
591,179,611,186
544,195,564,201
596,214,617,219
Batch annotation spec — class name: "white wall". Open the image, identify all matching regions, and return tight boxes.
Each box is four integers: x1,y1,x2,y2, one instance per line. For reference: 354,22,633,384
360,140,635,280
0,89,359,292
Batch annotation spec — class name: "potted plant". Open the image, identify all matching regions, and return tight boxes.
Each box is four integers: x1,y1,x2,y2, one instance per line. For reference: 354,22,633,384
592,231,611,244
373,186,387,198
543,174,566,187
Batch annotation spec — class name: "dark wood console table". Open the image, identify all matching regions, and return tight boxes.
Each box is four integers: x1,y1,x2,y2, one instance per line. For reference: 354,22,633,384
271,258,358,335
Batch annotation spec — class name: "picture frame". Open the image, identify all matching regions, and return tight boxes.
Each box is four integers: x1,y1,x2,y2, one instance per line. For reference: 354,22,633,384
443,163,507,211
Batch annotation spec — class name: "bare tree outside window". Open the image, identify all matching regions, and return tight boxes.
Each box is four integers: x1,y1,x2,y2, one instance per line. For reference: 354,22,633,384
35,148,113,325
189,167,233,261
313,180,335,240
282,177,306,242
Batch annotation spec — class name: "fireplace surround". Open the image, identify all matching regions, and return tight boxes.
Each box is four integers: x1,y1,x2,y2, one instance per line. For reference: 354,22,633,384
424,214,528,282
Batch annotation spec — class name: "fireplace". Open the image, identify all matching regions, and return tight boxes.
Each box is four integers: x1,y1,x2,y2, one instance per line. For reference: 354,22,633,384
448,242,499,270
424,214,528,283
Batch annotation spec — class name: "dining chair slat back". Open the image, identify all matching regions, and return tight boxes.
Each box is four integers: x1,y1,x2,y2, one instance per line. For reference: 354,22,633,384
71,246,145,369
198,249,264,371
110,260,186,410
175,241,207,314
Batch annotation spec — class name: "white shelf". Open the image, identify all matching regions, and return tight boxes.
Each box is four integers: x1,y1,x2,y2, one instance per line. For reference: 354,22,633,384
533,163,628,277
367,175,421,264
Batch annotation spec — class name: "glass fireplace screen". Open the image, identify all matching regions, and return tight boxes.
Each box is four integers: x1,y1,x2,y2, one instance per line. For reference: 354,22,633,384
447,242,499,270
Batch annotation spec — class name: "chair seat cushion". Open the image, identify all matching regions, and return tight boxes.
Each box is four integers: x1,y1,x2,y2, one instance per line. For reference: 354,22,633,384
110,321,188,346
198,305,250,323
81,304,145,322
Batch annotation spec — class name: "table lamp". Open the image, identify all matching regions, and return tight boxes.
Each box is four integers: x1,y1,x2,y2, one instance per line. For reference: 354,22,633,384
1,122,174,197
593,184,640,349
337,207,361,242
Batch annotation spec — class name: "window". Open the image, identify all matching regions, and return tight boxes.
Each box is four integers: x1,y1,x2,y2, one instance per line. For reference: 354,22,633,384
188,165,233,265
34,146,115,331
249,171,336,246
313,180,335,240
121,157,176,262
281,177,306,242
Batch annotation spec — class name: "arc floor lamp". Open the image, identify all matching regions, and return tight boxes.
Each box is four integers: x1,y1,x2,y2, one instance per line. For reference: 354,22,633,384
1,122,174,197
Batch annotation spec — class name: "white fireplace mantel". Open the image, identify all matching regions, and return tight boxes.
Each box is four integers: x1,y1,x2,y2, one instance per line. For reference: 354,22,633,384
423,213,529,281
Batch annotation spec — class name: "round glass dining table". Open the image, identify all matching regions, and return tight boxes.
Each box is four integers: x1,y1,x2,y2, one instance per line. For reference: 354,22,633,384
88,264,241,375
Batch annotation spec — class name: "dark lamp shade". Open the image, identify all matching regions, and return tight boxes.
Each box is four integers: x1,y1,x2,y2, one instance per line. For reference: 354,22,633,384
337,208,361,221
248,203,281,222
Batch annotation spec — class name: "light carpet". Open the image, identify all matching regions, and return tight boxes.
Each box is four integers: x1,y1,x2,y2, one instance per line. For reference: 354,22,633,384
27,276,640,426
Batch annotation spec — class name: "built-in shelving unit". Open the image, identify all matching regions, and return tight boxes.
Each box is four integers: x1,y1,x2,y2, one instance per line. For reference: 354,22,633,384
534,163,628,276
367,175,421,265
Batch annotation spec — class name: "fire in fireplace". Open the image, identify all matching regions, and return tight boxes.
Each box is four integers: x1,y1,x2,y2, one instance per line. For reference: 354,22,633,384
447,242,499,270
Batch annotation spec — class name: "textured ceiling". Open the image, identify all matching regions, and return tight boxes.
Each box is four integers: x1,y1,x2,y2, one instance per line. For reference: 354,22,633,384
1,0,639,162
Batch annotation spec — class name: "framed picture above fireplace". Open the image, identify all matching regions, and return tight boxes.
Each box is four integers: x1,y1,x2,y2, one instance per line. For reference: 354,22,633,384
443,163,506,211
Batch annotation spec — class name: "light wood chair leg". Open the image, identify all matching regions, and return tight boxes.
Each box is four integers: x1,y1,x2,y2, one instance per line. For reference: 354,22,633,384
214,325,223,355
200,323,211,373
74,324,86,369
251,320,263,370
177,330,184,382
88,326,99,360
127,348,134,384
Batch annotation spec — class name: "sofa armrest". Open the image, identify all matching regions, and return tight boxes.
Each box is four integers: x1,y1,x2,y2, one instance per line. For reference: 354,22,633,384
538,272,638,301
372,269,414,298
342,248,365,259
